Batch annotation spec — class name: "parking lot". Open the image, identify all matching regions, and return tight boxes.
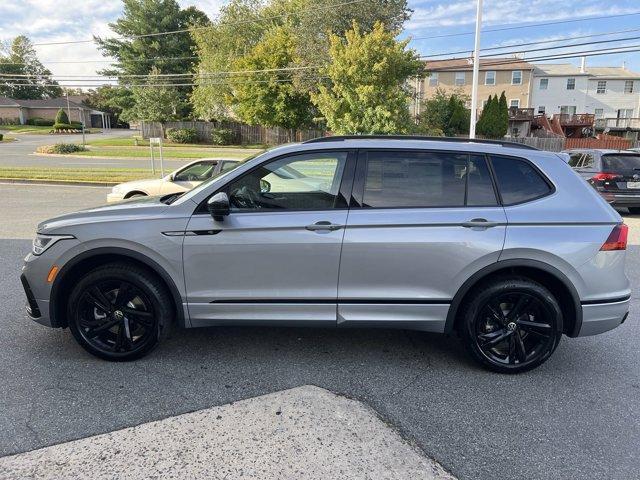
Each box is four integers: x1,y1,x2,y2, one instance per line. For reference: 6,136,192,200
0,182,639,480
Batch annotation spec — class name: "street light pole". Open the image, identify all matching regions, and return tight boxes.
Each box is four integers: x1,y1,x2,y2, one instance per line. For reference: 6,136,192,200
469,0,483,139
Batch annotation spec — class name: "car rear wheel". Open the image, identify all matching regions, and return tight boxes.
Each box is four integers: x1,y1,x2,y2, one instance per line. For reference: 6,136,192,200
67,263,173,361
459,277,563,373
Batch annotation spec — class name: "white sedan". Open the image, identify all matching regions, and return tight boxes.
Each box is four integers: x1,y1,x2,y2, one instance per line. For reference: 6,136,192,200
107,158,239,202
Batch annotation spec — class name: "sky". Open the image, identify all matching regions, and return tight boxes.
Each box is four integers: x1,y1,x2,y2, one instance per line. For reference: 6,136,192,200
0,0,639,86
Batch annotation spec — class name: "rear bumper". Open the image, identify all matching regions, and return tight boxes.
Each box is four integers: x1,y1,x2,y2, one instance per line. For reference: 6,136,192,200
600,192,640,207
578,297,630,336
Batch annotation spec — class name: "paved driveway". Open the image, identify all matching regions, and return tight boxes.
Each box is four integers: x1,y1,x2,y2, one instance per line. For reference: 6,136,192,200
0,183,638,480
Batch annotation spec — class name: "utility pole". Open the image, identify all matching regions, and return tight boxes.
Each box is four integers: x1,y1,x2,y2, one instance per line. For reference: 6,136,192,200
469,0,483,139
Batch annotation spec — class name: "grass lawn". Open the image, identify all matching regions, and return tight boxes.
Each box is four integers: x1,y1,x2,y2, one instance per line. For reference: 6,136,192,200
0,167,154,184
0,125,101,134
65,145,262,160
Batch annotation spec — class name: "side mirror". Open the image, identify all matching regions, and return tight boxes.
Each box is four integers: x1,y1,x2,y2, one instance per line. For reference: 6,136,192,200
207,192,230,221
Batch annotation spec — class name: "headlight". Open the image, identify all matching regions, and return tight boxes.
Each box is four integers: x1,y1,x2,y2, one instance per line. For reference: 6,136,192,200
32,234,75,256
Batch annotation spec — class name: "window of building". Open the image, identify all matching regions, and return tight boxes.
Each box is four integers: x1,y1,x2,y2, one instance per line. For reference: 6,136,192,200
429,72,438,87
455,72,465,86
511,70,522,85
618,109,634,119
510,99,520,108
484,71,496,85
566,78,575,90
596,80,607,94
538,106,546,114
361,152,497,208
594,108,604,119
539,78,549,90
560,105,577,115
490,156,552,205
624,80,634,93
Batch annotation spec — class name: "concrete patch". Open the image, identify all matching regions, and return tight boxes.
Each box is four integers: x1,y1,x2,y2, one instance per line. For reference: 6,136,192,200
0,385,455,480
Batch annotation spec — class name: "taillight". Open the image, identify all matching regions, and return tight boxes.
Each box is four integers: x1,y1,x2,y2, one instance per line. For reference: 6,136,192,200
600,224,628,251
591,173,622,182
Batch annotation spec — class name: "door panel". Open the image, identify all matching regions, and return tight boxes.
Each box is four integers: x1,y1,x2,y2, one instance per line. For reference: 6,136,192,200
337,150,507,331
182,150,355,327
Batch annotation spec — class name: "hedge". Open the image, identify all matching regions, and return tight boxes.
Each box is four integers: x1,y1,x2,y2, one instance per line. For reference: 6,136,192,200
166,127,198,144
37,143,87,154
211,128,235,145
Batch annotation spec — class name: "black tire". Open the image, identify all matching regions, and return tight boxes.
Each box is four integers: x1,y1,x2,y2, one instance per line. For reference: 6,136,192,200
459,277,563,374
126,193,147,199
67,263,174,361
627,207,640,215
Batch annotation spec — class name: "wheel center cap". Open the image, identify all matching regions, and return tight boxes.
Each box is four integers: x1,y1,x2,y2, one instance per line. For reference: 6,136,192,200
113,310,124,321
507,322,517,331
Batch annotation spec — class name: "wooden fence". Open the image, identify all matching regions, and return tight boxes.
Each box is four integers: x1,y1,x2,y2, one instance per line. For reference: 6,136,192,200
564,135,632,150
140,120,326,145
507,137,565,152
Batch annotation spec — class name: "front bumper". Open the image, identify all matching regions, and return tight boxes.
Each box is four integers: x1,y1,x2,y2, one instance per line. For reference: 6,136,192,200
20,273,53,327
106,192,126,203
579,297,630,336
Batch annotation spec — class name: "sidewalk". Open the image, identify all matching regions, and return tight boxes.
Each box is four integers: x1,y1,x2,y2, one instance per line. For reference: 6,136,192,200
0,386,455,480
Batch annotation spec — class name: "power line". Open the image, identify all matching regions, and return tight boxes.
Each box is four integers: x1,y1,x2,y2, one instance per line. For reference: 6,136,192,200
0,56,199,66
421,36,640,61
411,12,640,40
30,0,367,46
420,27,640,59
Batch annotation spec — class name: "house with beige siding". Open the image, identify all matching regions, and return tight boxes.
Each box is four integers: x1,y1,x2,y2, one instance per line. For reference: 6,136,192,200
414,58,535,137
0,97,110,128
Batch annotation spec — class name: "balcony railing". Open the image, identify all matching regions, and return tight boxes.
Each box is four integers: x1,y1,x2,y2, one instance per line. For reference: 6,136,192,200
595,118,640,130
554,113,594,126
508,107,534,121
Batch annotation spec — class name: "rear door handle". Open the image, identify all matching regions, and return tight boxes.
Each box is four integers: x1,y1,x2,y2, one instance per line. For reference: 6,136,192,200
461,218,501,229
305,221,343,232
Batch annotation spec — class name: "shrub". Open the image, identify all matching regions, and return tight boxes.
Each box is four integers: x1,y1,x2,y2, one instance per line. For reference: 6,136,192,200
0,134,3,141
211,128,234,145
55,108,70,125
33,118,55,127
166,127,198,144
52,123,79,131
37,143,87,154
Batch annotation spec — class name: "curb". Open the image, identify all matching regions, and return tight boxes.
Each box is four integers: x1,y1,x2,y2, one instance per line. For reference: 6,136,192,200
0,178,116,187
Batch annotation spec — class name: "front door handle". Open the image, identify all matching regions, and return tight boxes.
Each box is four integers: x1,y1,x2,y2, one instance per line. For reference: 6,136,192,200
305,221,343,232
461,218,501,229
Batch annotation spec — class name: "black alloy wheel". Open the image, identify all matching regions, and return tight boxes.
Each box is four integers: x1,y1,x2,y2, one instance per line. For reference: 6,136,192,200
460,277,563,373
68,263,173,361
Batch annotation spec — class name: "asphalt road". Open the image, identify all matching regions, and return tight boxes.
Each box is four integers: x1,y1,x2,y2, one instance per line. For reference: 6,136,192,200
0,129,190,171
0,183,639,480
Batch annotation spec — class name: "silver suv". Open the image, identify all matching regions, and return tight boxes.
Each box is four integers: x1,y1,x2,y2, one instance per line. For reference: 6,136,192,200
21,137,630,373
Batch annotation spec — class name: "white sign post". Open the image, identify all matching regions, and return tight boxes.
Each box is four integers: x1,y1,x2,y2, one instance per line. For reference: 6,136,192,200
149,137,164,176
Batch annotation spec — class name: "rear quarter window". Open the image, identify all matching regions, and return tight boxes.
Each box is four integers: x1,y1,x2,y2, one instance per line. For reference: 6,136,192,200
490,155,552,205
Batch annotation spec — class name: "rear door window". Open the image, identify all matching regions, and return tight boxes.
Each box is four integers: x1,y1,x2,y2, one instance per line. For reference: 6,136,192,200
490,155,552,205
360,151,497,208
602,154,640,172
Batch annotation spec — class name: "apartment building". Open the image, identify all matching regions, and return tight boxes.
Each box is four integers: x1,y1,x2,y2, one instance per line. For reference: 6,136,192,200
420,58,535,110
531,62,640,139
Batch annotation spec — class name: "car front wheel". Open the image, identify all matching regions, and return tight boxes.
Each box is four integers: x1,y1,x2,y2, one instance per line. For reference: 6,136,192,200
67,263,174,361
459,277,563,373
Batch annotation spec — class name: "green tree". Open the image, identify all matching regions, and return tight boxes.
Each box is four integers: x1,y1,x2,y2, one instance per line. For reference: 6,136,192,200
312,22,423,134
229,25,314,132
95,0,209,118
0,36,62,99
121,68,182,136
190,0,411,120
83,86,135,127
55,108,69,125
419,88,469,136
498,91,509,136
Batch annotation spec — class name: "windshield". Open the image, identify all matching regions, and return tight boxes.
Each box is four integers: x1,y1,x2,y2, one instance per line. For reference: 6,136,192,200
602,154,640,172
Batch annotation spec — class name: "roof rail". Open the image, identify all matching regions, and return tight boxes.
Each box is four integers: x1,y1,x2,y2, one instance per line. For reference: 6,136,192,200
303,135,539,150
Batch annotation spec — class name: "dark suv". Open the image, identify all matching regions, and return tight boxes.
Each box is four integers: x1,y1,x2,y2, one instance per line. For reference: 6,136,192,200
564,149,640,213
